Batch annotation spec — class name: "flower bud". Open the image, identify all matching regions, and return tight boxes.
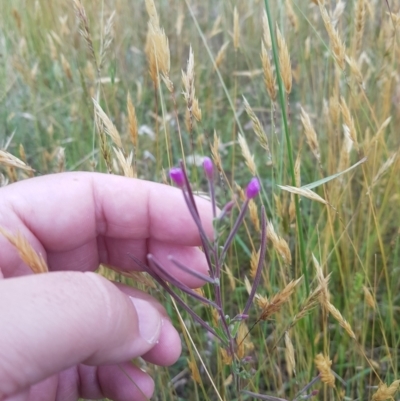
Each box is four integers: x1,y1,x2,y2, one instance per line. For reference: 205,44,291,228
245,177,260,199
169,167,185,187
202,157,214,180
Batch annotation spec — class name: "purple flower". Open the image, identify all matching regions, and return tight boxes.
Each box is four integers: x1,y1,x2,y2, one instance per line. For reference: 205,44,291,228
202,157,214,180
245,177,260,199
169,167,185,187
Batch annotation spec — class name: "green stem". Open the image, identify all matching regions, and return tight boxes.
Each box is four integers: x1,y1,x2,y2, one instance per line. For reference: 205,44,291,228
263,0,314,356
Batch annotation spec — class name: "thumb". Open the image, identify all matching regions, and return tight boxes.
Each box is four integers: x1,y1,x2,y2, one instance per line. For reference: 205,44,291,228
0,271,162,398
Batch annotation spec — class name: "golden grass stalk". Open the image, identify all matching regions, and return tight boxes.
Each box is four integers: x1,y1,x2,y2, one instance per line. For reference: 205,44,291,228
278,185,328,205
106,265,156,288
113,147,134,178
363,286,376,310
238,134,256,175
93,98,123,149
300,107,320,161
187,357,201,384
145,22,172,91
56,147,65,173
354,0,366,55
236,321,251,359
220,348,233,365
0,150,34,172
284,331,296,378
99,11,115,71
262,10,272,49
372,380,400,401
314,353,335,387
211,131,222,173
325,301,356,339
367,151,398,194
285,0,299,32
276,25,292,94
257,277,303,320
60,54,72,81
346,56,363,86
127,92,138,149
368,116,391,149
249,199,260,233
312,253,330,303
243,96,272,161
73,0,98,72
250,249,260,279
260,42,277,101
214,41,230,70
145,0,159,28
0,227,48,274
225,265,236,290
233,6,240,51
340,97,358,146
266,221,292,265
182,46,202,131
319,3,346,70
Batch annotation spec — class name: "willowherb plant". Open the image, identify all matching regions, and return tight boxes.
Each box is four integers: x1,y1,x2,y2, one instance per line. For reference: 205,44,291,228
130,158,323,400
131,158,265,392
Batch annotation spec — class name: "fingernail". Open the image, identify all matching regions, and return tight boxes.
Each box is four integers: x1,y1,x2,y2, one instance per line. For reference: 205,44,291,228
129,297,162,344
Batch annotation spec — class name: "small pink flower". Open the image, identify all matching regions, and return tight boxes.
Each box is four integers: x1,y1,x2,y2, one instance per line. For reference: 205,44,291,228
169,167,185,187
245,177,260,199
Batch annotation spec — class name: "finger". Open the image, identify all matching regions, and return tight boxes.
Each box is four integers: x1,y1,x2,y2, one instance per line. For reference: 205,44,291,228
141,319,182,366
0,272,164,398
46,237,209,289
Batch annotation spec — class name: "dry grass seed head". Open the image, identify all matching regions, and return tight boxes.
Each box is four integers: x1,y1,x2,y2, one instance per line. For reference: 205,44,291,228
187,358,201,384
211,131,222,172
363,286,376,309
346,56,364,86
372,380,400,401
99,11,115,70
354,0,366,55
0,227,48,274
144,0,159,27
214,41,230,70
220,348,233,365
340,96,358,146
93,99,123,149
285,0,299,32
325,301,356,339
261,41,277,101
233,6,240,50
249,199,260,233
266,221,292,265
294,154,301,187
0,150,34,172
250,249,261,279
300,107,320,161
60,54,72,81
284,331,296,377
278,185,328,205
238,134,256,175
262,10,272,49
145,23,172,91
113,147,134,178
225,265,236,290
259,277,302,320
312,253,330,303
368,151,398,194
314,353,335,387
276,25,292,94
319,4,346,70
243,96,271,161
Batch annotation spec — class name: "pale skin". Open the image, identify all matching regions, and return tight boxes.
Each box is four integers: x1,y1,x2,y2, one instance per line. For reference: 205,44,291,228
0,172,213,401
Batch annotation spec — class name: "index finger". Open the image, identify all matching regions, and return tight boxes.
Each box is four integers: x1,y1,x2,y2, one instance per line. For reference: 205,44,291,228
0,172,213,253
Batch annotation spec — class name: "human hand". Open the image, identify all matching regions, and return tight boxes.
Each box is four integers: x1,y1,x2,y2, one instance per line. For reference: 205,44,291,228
0,172,213,401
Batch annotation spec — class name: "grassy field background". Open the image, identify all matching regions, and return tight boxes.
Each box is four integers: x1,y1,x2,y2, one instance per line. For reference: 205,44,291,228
1,0,400,400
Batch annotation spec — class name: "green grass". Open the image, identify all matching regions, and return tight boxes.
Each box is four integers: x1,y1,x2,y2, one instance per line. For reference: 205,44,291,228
1,0,400,400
